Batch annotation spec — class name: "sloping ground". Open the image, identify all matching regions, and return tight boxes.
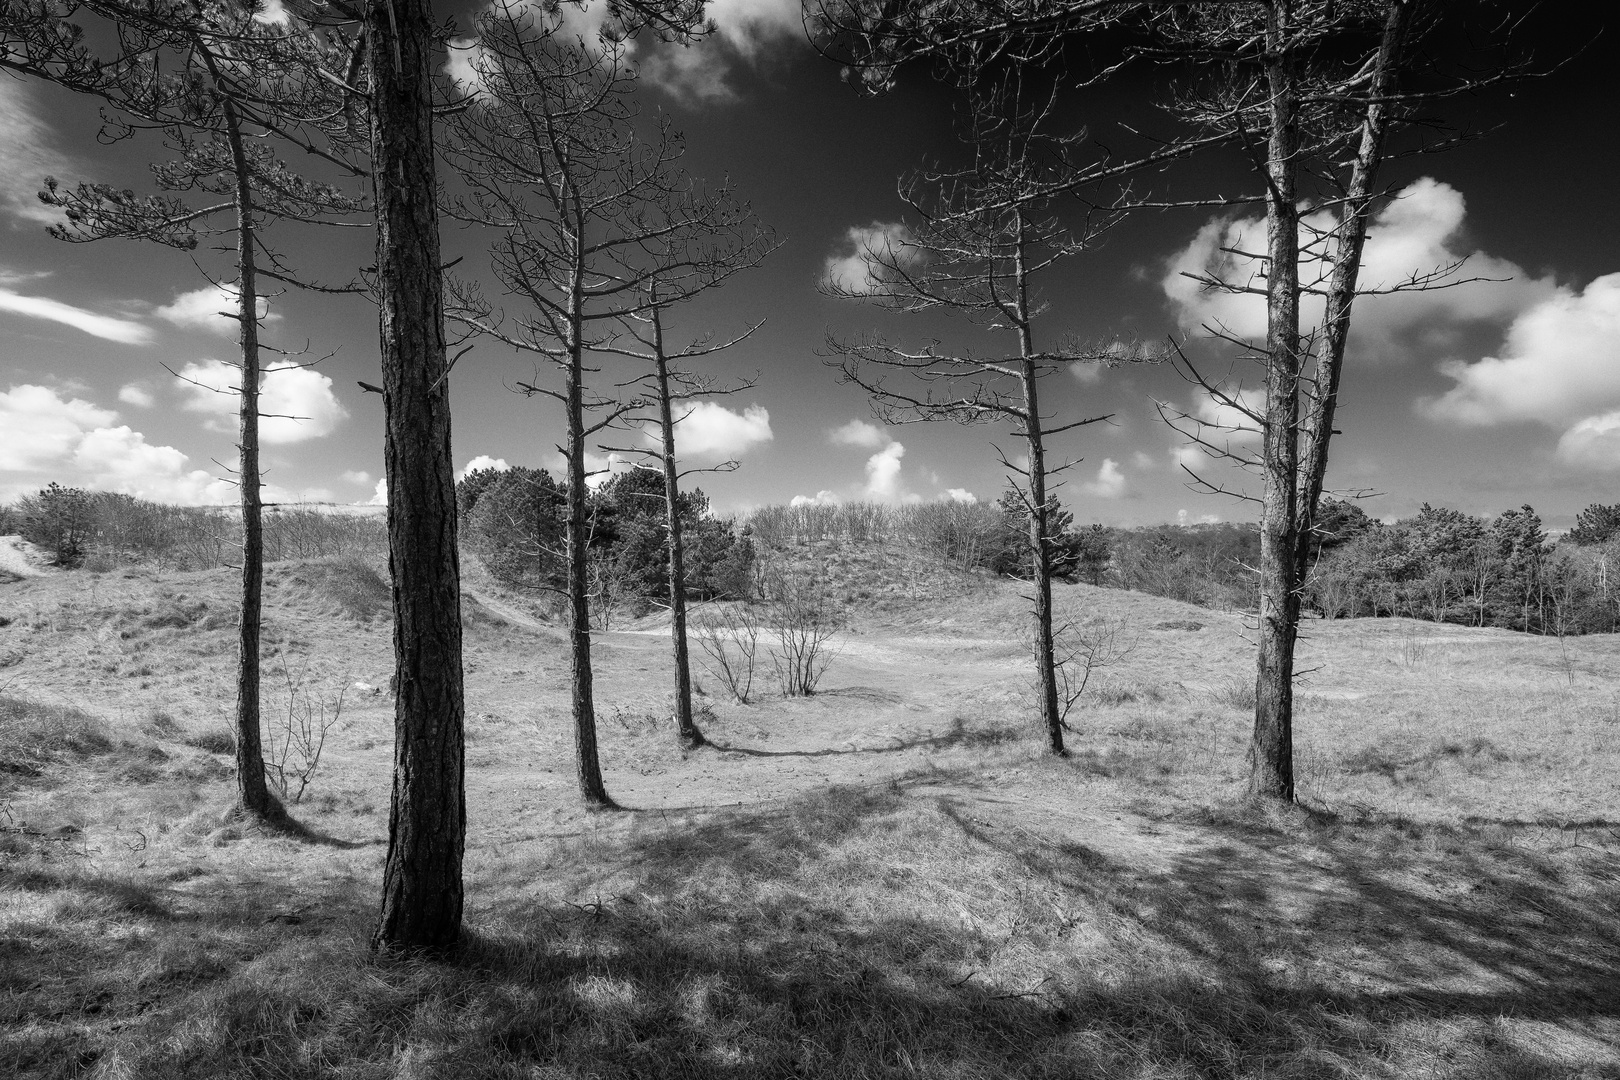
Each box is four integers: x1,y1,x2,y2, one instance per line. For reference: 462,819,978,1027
2,556,1618,1077
0,536,52,580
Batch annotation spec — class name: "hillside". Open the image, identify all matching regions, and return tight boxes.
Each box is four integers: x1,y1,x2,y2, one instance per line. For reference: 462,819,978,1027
2,548,1618,1077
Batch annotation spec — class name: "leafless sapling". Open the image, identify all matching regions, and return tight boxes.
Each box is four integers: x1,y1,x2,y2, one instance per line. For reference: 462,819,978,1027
441,2,758,803
825,75,1154,754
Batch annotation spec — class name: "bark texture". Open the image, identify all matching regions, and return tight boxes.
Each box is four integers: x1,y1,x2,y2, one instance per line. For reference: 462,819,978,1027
225,98,276,820
655,334,703,749
369,0,466,955
566,337,613,806
1250,0,1302,803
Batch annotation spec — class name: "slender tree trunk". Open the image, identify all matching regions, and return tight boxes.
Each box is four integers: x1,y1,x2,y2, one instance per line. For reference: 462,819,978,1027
1015,229,1063,755
1293,0,1409,573
1250,0,1302,803
654,314,703,748
566,330,614,807
368,0,466,956
224,99,276,821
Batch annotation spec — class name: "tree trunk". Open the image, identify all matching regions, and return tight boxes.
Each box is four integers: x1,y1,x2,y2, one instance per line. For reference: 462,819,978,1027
368,0,466,956
1250,0,1301,803
567,333,614,806
654,316,703,749
1022,372,1063,755
224,98,276,822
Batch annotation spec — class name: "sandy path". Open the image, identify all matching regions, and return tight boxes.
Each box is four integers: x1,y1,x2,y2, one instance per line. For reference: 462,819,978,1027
0,535,49,578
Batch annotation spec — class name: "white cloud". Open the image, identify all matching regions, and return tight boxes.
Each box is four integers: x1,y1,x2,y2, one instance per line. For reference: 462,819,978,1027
1163,178,1556,361
1132,450,1156,471
864,441,906,500
1081,458,1126,499
942,487,977,504
822,222,918,296
0,79,75,225
0,384,234,504
154,284,277,337
1177,509,1221,526
790,490,839,507
341,469,372,485
0,288,152,344
118,384,156,408
637,0,800,102
1556,412,1620,470
1420,274,1620,430
175,359,348,444
368,477,388,506
656,401,773,458
0,385,119,471
828,418,890,449
458,455,510,480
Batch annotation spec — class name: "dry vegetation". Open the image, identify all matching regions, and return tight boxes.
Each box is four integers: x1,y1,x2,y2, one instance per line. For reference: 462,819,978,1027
2,540,1618,1078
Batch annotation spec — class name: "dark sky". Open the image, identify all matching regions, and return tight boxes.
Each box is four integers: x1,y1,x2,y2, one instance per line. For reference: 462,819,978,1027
1,0,1615,529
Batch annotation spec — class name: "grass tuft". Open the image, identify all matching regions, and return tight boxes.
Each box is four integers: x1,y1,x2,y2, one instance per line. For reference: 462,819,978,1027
0,694,114,775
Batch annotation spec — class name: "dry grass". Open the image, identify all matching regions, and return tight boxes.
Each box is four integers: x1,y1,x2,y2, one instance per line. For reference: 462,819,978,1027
2,558,1619,1077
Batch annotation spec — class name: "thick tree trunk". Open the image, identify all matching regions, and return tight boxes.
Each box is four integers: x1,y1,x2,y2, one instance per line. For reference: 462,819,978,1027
654,322,703,749
368,0,466,956
566,337,614,807
1250,1,1302,803
224,99,276,822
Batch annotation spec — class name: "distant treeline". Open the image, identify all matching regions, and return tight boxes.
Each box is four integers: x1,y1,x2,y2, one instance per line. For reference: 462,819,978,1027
742,494,1620,636
0,482,386,571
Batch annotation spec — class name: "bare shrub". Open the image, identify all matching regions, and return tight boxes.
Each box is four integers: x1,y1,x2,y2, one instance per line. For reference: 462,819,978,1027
692,606,761,704
1056,617,1139,725
761,566,844,697
264,652,345,803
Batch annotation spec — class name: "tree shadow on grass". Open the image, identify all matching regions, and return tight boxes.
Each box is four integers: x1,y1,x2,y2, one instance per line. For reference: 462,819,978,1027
7,783,1618,1078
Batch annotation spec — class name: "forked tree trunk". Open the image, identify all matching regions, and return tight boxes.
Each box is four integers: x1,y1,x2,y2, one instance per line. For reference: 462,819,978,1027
224,99,276,821
566,330,614,807
368,0,466,956
1250,0,1303,803
653,319,703,749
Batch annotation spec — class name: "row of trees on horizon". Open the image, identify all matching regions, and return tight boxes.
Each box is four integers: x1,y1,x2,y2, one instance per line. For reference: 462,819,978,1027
0,0,1562,954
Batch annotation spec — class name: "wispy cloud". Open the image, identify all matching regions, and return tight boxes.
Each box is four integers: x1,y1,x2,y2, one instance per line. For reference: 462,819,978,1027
0,79,76,226
0,288,152,344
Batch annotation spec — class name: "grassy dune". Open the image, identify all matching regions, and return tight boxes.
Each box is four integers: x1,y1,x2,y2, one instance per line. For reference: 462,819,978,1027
1,546,1617,1078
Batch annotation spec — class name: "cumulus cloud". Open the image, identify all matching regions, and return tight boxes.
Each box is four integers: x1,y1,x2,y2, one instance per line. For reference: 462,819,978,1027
652,401,772,458
175,359,348,443
821,222,918,296
458,455,510,480
1177,509,1221,526
1164,178,1556,361
0,288,152,344
828,418,890,449
943,488,977,504
119,384,156,408
0,384,233,503
1081,458,1126,499
1420,274,1620,428
341,470,372,485
154,284,277,336
0,385,118,471
1410,273,1620,470
790,490,839,507
864,441,906,500
368,477,388,506
638,0,800,102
